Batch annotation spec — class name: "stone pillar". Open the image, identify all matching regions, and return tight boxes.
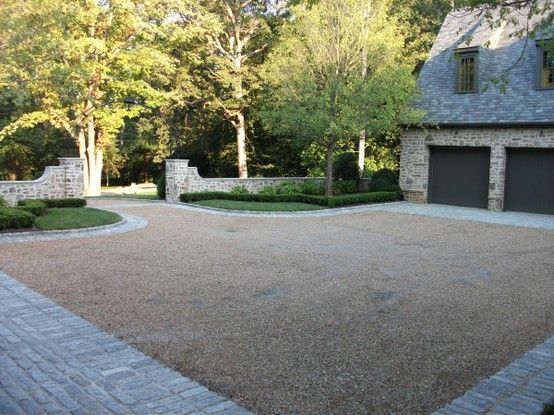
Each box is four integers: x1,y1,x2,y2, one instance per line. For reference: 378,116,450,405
58,158,85,198
487,145,505,211
165,159,190,203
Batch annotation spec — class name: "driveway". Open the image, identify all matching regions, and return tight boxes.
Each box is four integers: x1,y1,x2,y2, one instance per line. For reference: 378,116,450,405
1,199,553,414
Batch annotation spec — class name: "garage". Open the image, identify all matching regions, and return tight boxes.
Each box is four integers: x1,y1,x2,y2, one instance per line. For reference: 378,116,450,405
428,146,490,209
504,148,554,215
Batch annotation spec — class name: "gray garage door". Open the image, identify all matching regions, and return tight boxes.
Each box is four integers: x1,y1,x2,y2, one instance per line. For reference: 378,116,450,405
504,148,554,215
428,146,490,209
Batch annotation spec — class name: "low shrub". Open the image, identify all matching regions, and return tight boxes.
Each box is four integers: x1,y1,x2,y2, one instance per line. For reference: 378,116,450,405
0,207,35,230
368,168,400,192
334,152,360,182
231,185,249,195
180,191,400,208
332,179,357,195
156,174,166,199
17,200,47,216
41,198,87,208
300,180,324,195
258,186,276,195
275,181,301,195
0,196,7,208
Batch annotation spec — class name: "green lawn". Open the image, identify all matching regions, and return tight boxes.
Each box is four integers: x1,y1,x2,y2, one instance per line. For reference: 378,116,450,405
35,207,122,230
191,199,324,211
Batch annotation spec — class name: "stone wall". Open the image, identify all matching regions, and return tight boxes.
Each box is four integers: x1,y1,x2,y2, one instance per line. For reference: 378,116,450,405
0,158,84,206
399,127,554,211
165,159,327,203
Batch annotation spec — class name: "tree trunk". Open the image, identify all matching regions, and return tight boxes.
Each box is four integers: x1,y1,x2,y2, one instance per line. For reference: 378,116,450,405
325,141,335,197
82,120,102,197
358,131,366,175
235,112,248,178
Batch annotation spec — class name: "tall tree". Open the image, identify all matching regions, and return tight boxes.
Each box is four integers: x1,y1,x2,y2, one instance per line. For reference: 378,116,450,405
259,0,422,196
195,0,272,178
0,0,178,195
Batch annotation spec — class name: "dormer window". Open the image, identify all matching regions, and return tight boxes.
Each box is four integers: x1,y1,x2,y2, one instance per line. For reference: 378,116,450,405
537,43,554,89
456,48,479,93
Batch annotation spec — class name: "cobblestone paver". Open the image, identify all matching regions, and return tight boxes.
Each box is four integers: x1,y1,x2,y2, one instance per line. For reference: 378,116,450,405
0,270,252,415
0,213,147,245
433,336,554,415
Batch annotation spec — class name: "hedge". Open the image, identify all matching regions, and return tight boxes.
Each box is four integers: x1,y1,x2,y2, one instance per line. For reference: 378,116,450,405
180,191,401,207
0,208,35,230
17,200,47,216
41,198,87,208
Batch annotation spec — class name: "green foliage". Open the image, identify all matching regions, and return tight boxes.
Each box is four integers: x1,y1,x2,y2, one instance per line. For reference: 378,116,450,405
191,199,324,212
300,180,324,195
258,186,276,195
368,168,400,192
0,207,35,230
156,174,166,200
332,179,358,195
334,153,360,182
543,403,554,415
275,181,301,195
231,185,250,195
0,196,7,208
180,190,400,207
41,198,87,208
17,200,47,217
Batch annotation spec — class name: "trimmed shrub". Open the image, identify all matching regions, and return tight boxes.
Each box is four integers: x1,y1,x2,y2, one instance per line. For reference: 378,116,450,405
275,181,301,195
369,168,400,192
231,185,249,195
17,200,47,216
157,174,166,199
258,186,276,195
0,208,35,230
332,179,357,195
334,152,360,182
41,198,87,208
0,196,7,208
300,180,324,195
180,191,400,208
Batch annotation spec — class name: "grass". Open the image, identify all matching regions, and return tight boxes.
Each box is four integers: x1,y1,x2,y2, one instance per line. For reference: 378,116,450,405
191,199,325,212
34,207,122,230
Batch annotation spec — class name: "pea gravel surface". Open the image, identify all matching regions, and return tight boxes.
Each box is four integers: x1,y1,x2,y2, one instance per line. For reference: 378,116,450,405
1,199,553,415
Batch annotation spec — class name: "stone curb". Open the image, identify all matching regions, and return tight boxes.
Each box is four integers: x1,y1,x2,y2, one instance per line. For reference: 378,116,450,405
0,213,148,244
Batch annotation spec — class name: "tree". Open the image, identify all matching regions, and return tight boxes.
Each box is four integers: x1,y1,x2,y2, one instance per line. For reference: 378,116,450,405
194,0,273,178
0,0,178,195
259,0,422,196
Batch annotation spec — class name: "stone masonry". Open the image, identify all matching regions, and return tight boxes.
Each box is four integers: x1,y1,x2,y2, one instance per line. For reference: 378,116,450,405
0,158,84,206
399,127,554,211
165,159,326,204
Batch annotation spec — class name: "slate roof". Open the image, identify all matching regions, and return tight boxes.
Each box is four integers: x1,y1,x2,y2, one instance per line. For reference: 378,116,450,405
417,7,554,125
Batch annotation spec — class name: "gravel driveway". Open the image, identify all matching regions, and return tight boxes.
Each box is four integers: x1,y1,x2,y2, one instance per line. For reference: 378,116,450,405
1,199,553,414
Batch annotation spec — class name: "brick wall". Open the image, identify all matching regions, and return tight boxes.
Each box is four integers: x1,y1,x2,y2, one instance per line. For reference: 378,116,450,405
399,127,554,211
0,158,84,206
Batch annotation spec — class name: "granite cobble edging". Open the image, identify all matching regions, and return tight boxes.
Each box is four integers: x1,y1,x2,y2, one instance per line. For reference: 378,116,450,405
433,336,554,415
0,270,253,415
0,213,147,244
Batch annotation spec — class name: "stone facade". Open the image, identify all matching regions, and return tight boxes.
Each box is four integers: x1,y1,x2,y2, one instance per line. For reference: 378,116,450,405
0,158,84,206
165,159,328,204
399,127,554,211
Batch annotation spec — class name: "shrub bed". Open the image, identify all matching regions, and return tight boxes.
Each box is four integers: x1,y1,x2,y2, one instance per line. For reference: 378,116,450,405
180,191,400,208
17,200,47,216
41,198,87,208
0,208,35,230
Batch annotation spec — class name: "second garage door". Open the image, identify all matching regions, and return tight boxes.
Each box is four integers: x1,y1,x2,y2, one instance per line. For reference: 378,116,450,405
504,148,554,215
428,146,491,209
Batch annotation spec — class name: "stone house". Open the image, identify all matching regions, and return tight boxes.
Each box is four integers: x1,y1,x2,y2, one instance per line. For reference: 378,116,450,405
399,9,554,214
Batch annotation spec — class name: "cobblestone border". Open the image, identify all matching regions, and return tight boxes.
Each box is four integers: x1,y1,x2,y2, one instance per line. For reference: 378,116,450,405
0,213,147,244
0,270,252,415
433,336,554,415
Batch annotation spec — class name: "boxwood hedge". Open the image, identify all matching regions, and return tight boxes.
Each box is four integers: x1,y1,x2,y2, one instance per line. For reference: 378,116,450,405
0,208,35,230
41,198,87,208
180,191,400,208
17,200,47,216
